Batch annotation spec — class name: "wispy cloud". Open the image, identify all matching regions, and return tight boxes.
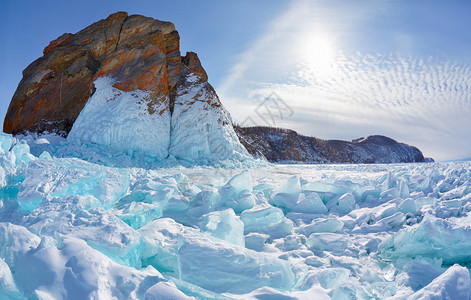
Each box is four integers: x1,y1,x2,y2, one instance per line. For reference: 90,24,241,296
253,54,471,160
217,0,471,161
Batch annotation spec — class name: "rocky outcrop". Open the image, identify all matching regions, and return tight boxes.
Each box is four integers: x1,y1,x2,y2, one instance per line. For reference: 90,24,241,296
4,12,248,162
235,126,430,164
5,12,208,136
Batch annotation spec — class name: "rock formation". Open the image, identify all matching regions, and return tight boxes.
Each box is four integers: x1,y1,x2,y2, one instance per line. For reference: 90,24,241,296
4,12,248,162
235,126,430,163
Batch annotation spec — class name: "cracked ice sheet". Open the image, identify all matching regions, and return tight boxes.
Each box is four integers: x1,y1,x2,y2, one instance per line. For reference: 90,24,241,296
1,133,471,299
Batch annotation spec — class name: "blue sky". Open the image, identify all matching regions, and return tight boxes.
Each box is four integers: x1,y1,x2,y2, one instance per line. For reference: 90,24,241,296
1,0,471,160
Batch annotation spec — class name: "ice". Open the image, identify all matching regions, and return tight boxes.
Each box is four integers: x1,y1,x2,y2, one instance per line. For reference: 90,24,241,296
165,194,190,212
275,176,302,194
39,151,53,160
190,189,220,207
299,268,351,290
177,234,295,294
201,209,245,246
331,283,357,300
270,176,302,212
0,133,13,154
0,135,470,299
292,191,328,214
167,277,233,300
408,264,470,299
0,167,6,190
68,76,171,160
240,205,294,238
378,211,406,228
0,222,41,266
398,196,436,214
231,286,330,300
396,257,444,290
337,193,356,214
12,236,179,299
244,233,269,252
115,202,163,229
299,218,344,235
218,169,252,194
139,218,181,277
307,233,350,252
22,207,143,268
378,214,471,264
218,170,255,213
17,158,129,212
10,141,35,167
139,218,295,294
0,258,22,299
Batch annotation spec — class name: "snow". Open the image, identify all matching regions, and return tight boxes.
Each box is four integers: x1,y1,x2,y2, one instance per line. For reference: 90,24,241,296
169,75,250,163
0,131,471,298
68,76,171,160
67,75,250,165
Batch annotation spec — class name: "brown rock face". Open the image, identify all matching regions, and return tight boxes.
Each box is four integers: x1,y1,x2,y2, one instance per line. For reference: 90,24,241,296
4,12,208,135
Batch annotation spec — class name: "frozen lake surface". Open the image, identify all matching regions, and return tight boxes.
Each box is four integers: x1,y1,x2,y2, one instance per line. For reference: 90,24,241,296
0,132,470,299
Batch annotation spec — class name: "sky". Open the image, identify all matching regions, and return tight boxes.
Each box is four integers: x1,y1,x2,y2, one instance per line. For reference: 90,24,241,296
1,0,471,161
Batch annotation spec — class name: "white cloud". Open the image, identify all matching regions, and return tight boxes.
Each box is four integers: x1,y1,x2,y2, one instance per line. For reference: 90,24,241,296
217,0,471,161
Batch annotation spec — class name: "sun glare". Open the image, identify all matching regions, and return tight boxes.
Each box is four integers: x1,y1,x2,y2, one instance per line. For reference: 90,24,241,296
300,32,338,77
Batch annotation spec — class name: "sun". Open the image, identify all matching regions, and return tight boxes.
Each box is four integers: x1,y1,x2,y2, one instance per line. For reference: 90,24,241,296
299,31,338,76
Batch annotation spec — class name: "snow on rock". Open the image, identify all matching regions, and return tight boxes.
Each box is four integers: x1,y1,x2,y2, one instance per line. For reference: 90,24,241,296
68,77,171,160
66,75,251,165
169,75,250,163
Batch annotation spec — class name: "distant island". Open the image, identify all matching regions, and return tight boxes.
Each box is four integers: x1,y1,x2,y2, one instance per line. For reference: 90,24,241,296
235,125,433,164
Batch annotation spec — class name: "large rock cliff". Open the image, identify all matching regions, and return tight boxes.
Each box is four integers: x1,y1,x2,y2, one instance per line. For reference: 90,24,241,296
4,12,248,162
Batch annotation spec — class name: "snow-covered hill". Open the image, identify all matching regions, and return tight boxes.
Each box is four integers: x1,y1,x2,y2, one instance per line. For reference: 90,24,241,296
0,132,469,299
235,126,429,164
